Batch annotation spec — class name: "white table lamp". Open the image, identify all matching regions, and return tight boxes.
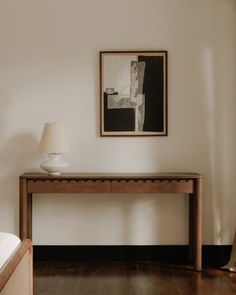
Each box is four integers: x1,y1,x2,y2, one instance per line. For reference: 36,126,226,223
39,122,70,175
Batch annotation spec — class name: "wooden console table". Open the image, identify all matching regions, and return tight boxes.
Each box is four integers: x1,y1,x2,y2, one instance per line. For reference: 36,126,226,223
19,172,202,271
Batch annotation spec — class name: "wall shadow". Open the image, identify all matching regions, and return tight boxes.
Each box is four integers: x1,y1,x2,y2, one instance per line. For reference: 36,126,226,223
0,133,39,235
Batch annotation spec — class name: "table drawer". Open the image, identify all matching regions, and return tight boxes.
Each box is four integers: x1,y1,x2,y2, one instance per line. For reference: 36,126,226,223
27,179,110,193
111,179,194,193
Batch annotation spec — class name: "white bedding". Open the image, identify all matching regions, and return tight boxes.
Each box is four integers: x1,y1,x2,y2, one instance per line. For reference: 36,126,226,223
0,233,21,270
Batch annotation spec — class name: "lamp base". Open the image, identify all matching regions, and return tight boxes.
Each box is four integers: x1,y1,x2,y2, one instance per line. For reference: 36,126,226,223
40,153,69,175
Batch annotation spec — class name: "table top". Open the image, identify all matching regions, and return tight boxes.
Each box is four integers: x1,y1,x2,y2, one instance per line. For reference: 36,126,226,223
20,172,202,180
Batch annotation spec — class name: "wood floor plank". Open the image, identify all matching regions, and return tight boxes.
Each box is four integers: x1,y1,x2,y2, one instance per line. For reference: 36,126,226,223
34,261,236,295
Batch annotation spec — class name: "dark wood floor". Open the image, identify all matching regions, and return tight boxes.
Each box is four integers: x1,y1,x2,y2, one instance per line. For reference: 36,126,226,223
34,261,236,295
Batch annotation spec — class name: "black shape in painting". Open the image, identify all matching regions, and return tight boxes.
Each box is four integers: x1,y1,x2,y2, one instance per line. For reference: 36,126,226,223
138,55,164,132
104,93,135,131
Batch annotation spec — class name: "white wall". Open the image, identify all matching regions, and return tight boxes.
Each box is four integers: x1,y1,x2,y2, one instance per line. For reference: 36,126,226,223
0,0,236,245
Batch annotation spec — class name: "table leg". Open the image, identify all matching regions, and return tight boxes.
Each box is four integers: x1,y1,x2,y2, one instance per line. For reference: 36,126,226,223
27,193,32,240
194,177,202,271
188,193,194,263
19,178,28,239
20,179,32,240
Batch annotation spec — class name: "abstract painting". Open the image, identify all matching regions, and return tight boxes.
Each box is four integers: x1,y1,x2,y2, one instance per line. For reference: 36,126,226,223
100,51,168,136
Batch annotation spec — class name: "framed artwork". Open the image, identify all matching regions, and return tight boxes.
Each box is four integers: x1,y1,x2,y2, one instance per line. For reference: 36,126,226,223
100,51,168,136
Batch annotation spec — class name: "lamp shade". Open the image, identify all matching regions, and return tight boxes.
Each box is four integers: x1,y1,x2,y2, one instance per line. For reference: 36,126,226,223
39,122,70,153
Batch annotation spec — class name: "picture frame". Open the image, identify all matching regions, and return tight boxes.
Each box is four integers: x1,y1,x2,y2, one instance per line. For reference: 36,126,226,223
100,51,168,136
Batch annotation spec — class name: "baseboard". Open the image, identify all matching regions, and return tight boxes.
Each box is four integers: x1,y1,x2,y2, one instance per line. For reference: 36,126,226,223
33,245,231,267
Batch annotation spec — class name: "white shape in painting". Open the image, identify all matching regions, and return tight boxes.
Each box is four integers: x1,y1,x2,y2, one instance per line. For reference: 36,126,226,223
130,61,146,131
103,54,137,95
